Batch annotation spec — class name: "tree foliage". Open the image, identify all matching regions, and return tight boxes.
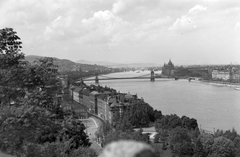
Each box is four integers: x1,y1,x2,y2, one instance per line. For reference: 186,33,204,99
115,111,134,132
213,129,240,157
211,136,235,157
169,127,194,156
154,109,162,121
193,138,206,157
181,116,198,130
59,116,90,149
0,28,27,105
127,101,151,127
199,133,214,155
155,114,183,131
197,132,240,157
21,140,97,157
0,28,24,68
214,128,239,141
111,101,155,129
0,104,59,154
0,28,92,156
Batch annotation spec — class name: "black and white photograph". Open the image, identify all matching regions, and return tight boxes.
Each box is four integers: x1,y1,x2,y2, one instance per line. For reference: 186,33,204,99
0,0,240,157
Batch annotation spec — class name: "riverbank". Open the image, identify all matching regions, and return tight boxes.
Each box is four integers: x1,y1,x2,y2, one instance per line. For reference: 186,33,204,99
190,79,240,89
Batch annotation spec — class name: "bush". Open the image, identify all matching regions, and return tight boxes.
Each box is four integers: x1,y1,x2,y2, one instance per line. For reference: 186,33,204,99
22,140,97,157
154,134,160,143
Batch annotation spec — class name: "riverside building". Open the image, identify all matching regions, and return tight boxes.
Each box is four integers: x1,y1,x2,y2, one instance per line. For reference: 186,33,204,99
69,83,144,123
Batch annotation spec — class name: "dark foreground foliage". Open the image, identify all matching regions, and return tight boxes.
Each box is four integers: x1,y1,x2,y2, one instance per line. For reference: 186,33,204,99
0,28,96,157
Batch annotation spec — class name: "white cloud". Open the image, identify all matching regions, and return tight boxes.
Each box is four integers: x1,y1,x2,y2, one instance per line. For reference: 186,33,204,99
112,0,126,14
111,0,159,15
169,16,198,33
75,10,130,45
235,22,240,31
169,5,208,33
141,17,172,31
189,5,207,13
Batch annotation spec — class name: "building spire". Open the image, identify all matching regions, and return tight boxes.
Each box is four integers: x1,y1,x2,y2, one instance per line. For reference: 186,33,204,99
168,59,173,65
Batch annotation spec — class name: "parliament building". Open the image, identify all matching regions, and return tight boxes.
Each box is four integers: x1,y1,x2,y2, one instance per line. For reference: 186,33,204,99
162,59,175,76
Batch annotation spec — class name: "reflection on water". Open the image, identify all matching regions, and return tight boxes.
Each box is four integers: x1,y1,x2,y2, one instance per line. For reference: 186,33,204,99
86,71,240,132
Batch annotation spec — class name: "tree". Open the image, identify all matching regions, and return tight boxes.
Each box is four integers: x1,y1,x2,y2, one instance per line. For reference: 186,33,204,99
115,111,134,132
210,136,235,157
70,146,98,157
193,138,206,157
154,110,162,121
23,57,61,110
0,28,92,156
103,130,121,146
0,28,27,105
0,28,24,68
199,133,214,156
31,57,58,89
233,136,240,157
222,128,238,141
59,116,91,149
181,116,198,130
0,104,61,155
189,118,198,130
126,102,151,127
158,129,169,150
169,127,194,156
150,143,164,157
189,128,201,145
155,115,170,131
22,139,97,157
155,114,182,131
130,129,150,143
172,141,194,156
181,116,191,128
154,133,160,143
168,114,182,129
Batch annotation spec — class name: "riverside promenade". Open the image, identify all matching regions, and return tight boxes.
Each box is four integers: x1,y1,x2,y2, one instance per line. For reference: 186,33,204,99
190,79,240,88
80,116,103,154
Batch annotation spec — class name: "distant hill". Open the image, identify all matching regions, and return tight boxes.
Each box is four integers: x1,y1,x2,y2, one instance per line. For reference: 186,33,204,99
76,59,160,68
25,55,109,72
24,55,50,63
76,60,118,66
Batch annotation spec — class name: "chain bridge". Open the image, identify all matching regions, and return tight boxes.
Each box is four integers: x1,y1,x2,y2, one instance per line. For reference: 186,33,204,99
81,71,176,84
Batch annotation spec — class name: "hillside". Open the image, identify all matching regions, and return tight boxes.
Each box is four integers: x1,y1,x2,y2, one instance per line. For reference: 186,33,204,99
25,55,109,72
76,59,160,68
76,59,118,66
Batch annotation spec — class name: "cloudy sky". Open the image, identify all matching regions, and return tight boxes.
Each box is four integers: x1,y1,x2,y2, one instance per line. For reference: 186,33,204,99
0,0,240,65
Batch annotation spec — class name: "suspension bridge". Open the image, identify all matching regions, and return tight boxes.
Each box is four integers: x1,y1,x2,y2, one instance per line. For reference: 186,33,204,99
79,71,177,84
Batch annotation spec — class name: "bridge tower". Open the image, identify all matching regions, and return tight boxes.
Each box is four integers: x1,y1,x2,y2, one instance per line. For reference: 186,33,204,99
95,73,99,84
150,70,155,81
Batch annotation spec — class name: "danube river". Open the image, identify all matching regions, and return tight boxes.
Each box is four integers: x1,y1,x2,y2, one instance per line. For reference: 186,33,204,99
86,71,240,132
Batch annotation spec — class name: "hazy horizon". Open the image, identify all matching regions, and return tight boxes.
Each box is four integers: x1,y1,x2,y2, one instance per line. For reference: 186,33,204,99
25,54,240,67
1,0,240,65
